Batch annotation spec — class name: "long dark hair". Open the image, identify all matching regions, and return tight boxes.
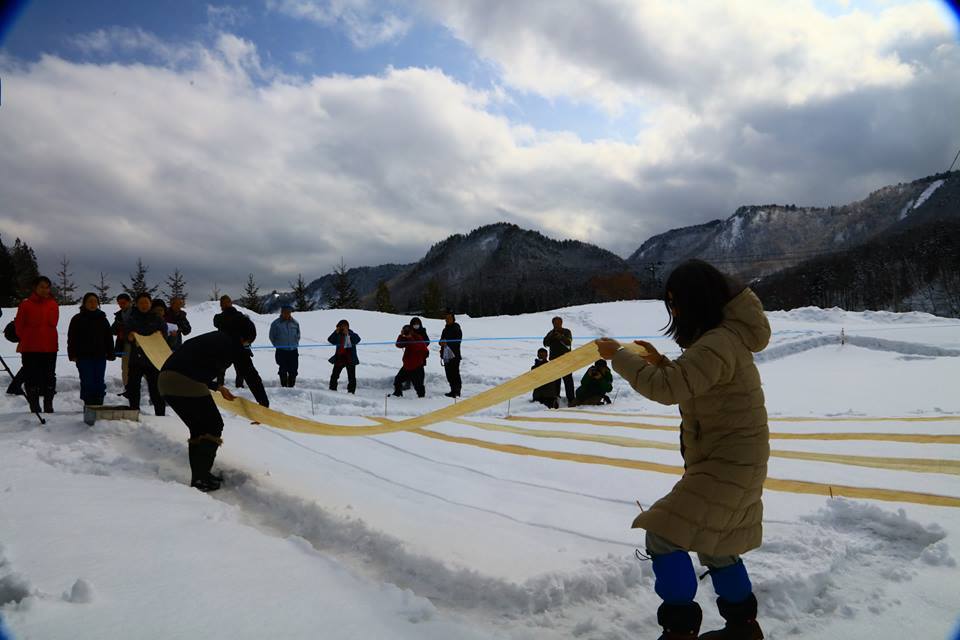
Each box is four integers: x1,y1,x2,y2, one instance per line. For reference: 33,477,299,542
662,260,739,348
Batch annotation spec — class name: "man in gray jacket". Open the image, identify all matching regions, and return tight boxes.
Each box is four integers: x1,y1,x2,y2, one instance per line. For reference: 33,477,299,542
269,305,300,387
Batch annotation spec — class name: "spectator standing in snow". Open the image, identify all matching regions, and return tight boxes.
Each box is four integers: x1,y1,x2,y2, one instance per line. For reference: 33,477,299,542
2,308,25,397
111,292,132,385
596,259,770,639
125,293,167,416
159,315,268,492
67,293,116,407
214,295,246,388
164,296,192,351
393,324,427,398
574,359,613,405
270,305,301,388
439,310,462,398
327,319,360,394
401,316,429,391
14,276,59,414
530,348,560,409
543,316,575,406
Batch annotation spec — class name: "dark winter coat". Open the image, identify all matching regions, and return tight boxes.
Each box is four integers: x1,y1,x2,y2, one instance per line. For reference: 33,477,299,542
126,308,167,339
397,333,429,371
327,330,361,366
576,367,613,400
439,322,463,359
542,327,573,360
112,307,131,352
67,308,116,361
531,358,561,402
163,309,192,349
213,306,243,331
14,293,59,353
161,330,269,406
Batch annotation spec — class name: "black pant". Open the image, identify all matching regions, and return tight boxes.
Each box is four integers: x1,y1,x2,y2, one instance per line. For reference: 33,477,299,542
127,350,165,415
330,362,356,393
444,357,462,395
560,373,575,402
164,394,224,440
21,352,57,396
276,349,299,387
394,367,425,397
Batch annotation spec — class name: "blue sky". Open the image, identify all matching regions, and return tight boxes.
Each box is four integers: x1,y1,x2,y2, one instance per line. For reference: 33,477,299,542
0,0,958,296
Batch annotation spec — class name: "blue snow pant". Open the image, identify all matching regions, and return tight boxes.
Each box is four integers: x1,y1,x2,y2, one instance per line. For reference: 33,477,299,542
76,358,107,406
647,531,753,605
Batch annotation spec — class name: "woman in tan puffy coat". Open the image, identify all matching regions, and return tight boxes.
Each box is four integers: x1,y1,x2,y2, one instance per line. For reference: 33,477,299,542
597,259,769,640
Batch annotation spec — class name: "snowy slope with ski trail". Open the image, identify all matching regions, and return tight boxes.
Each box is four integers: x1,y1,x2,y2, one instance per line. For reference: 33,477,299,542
2,301,959,639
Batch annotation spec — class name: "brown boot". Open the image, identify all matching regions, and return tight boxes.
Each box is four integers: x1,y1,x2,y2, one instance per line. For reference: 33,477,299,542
699,595,763,639
657,602,702,639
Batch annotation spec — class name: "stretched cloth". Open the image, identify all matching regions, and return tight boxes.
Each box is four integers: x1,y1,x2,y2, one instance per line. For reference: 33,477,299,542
135,331,644,436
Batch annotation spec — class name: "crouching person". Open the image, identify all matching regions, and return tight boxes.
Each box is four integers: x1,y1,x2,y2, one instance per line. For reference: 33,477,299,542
596,259,769,640
67,293,116,406
159,315,268,492
574,359,613,406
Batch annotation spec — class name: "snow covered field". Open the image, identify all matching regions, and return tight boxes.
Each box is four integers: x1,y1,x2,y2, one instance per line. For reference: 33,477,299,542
2,300,959,639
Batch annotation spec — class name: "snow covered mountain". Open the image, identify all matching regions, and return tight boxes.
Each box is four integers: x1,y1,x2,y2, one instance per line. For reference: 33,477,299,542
627,171,959,283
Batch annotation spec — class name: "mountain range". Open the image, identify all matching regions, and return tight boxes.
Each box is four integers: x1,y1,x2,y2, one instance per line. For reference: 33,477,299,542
262,170,960,316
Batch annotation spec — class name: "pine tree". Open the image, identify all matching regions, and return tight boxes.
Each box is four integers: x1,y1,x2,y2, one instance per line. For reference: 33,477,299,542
54,255,78,305
0,236,17,307
10,238,39,300
240,273,263,313
421,278,443,318
329,258,360,309
123,258,159,299
290,273,314,312
374,279,396,313
92,272,112,302
163,269,188,302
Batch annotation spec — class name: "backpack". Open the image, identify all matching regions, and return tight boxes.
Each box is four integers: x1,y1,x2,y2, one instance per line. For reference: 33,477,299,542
3,321,18,343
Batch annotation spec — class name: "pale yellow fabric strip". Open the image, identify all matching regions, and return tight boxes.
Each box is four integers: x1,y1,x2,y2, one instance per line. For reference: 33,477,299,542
452,418,960,475
504,415,960,444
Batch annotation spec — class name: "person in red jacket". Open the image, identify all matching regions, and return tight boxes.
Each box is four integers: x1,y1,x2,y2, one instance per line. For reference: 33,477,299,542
14,276,59,414
392,324,428,398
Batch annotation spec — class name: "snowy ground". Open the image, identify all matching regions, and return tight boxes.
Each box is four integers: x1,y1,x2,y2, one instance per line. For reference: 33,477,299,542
1,300,959,639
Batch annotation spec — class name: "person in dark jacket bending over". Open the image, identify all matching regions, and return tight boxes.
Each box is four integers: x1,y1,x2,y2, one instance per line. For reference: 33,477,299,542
67,293,116,406
575,359,614,405
327,319,360,394
439,310,462,398
125,293,167,416
159,314,268,492
270,305,301,388
543,316,575,406
164,296,192,351
214,295,246,388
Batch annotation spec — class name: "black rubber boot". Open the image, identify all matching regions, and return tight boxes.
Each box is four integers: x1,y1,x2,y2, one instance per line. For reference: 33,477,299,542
188,439,222,492
25,386,42,414
42,394,55,414
699,594,763,639
657,602,702,640
288,374,296,388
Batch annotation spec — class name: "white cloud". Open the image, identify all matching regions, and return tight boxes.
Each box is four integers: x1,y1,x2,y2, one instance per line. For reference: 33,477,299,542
268,0,412,48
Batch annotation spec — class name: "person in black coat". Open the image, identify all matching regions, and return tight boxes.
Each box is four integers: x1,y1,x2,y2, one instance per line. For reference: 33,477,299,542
67,293,116,406
164,296,192,351
531,347,561,409
214,295,246,388
543,316,575,406
439,310,462,398
125,293,168,416
111,293,132,386
159,315,268,492
327,319,361,394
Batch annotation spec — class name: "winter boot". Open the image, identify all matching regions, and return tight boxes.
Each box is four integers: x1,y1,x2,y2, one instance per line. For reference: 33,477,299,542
699,595,763,639
288,374,296,388
188,437,223,492
42,394,55,414
657,602,702,639
25,386,42,414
